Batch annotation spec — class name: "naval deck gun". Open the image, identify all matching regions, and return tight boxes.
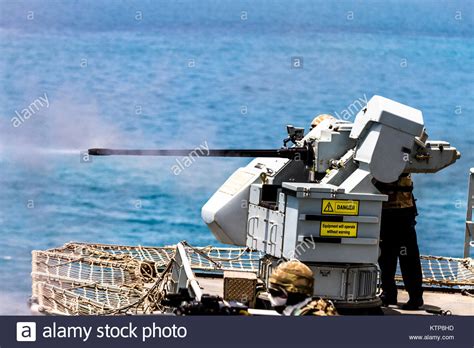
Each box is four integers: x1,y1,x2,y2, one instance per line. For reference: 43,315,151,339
88,95,460,308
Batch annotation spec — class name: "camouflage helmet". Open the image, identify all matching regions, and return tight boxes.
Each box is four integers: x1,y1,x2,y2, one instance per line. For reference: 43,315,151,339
269,260,314,297
310,114,335,130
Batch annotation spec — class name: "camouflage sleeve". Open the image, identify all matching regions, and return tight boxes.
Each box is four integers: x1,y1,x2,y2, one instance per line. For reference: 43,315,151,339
298,298,338,316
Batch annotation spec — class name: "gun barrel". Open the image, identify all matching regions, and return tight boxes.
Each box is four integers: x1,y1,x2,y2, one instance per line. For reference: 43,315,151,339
88,147,310,160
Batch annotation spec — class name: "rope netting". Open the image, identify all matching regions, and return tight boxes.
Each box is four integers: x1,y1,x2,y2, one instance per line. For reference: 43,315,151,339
395,255,474,288
36,282,143,315
31,241,262,315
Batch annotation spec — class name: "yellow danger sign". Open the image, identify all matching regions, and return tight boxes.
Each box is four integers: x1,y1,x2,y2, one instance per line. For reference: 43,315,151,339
320,222,358,238
321,199,359,216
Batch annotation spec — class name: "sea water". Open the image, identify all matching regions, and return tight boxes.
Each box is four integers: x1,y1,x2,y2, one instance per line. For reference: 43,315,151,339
0,0,473,313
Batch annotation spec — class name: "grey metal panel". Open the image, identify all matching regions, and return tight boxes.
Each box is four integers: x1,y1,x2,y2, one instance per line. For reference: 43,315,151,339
340,238,378,245
354,123,416,183
297,235,378,245
249,184,262,205
338,167,380,195
246,204,268,251
282,182,342,193
350,95,424,139
299,241,379,264
280,185,384,263
311,264,347,300
266,210,285,258
246,204,259,250
405,141,460,173
315,130,356,173
246,204,284,258
282,196,300,259
282,182,387,201
203,157,302,247
271,158,308,183
309,263,378,301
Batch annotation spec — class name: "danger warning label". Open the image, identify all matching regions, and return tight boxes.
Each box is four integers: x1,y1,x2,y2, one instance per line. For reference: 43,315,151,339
320,221,358,238
321,199,359,216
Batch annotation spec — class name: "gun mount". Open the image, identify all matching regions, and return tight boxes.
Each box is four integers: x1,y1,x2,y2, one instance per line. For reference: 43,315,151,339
88,95,460,308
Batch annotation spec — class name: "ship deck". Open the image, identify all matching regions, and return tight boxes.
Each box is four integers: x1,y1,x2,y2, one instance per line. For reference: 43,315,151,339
382,289,473,316
196,276,474,316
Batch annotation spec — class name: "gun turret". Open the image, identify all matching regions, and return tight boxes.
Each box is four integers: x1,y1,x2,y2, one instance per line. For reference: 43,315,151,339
87,96,461,308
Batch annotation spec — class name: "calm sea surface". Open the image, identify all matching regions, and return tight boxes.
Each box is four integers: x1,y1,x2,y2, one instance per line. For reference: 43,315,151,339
0,0,473,313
